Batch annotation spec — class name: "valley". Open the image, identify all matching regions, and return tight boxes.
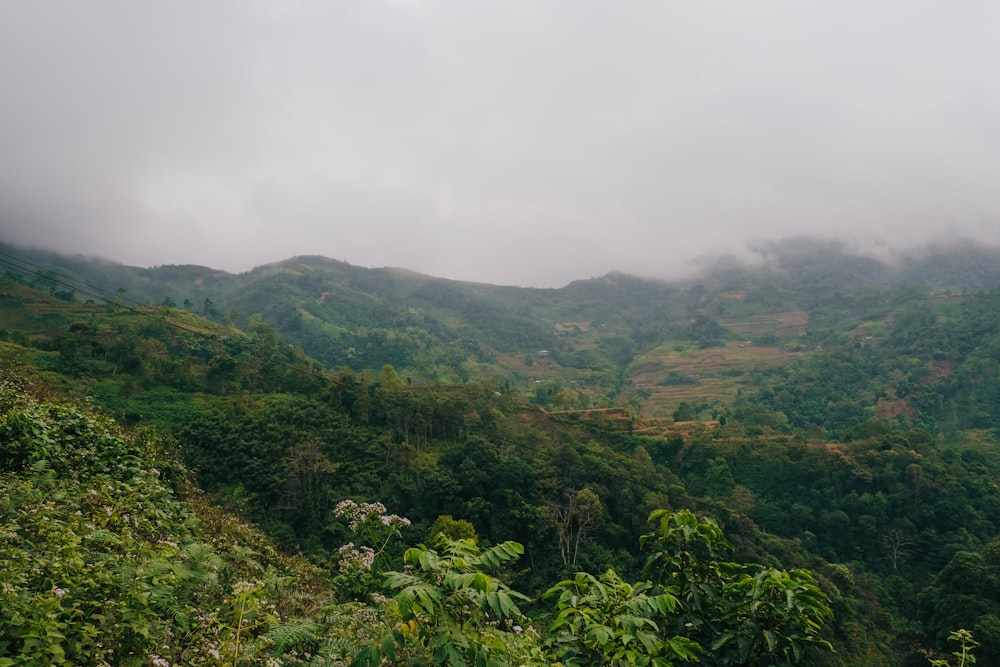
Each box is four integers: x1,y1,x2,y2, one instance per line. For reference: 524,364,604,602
3,238,1000,665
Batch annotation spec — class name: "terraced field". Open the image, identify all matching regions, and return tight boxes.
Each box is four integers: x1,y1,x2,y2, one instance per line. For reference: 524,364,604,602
496,351,598,387
719,310,810,339
617,309,811,417
630,340,804,418
493,310,814,416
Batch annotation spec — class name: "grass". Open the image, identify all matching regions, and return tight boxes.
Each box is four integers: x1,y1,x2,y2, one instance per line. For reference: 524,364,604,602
717,310,809,339
630,341,804,418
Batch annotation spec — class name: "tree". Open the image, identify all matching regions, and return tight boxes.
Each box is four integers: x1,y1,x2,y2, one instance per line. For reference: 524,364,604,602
546,488,603,567
920,540,1000,664
282,440,339,535
362,536,541,666
640,509,833,665
426,515,478,543
673,402,696,422
202,297,218,318
135,338,169,379
884,529,914,570
545,569,698,666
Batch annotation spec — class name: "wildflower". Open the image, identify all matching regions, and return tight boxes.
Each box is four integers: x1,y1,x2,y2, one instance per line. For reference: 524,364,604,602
232,581,259,596
338,543,376,573
379,514,411,527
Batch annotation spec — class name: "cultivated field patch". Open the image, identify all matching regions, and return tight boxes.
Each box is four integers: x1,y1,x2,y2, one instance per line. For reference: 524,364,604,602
718,310,809,338
630,340,802,418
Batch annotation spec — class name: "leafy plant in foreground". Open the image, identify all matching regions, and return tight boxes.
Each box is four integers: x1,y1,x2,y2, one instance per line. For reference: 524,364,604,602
332,499,411,600
356,536,544,666
640,509,833,666
545,568,699,666
929,629,979,666
0,389,323,666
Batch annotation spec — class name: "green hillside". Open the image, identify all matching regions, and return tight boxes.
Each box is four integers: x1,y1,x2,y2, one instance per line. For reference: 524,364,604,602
9,238,1000,415
5,239,1000,664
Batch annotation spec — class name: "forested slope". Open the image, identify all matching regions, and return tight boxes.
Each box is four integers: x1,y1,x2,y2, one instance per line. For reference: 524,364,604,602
5,240,1000,664
7,238,1000,411
3,376,840,666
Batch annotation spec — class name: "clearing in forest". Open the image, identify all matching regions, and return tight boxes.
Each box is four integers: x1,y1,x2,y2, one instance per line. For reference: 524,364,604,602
630,340,801,418
717,310,809,339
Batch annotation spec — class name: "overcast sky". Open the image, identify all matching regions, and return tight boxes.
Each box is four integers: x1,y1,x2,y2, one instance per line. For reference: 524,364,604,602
2,1,999,287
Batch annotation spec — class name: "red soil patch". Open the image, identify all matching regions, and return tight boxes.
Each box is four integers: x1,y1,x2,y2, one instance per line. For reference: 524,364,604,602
876,397,913,419
919,360,956,385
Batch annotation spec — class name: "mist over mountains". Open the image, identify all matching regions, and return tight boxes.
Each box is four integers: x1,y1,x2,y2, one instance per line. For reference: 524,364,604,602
8,235,1000,291
5,235,1000,323
5,3,1000,287
6,3,1000,662
5,235,1000,408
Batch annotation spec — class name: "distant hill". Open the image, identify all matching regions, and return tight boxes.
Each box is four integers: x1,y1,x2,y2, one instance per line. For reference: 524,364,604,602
7,237,1000,665
4,237,1000,418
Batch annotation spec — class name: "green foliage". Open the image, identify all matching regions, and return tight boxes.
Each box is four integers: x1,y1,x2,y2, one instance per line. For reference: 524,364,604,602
919,540,1000,664
545,569,697,666
672,402,697,421
0,386,335,666
373,536,544,666
16,241,1000,666
640,510,833,665
928,629,979,667
427,515,479,543
687,315,730,349
332,499,412,600
175,381,687,587
6,411,147,483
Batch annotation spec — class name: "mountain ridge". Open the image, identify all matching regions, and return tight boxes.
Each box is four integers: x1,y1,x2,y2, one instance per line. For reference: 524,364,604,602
5,237,1000,415
6,238,1000,663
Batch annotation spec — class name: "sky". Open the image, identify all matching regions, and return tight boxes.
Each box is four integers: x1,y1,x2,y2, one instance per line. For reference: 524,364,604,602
2,1,1000,287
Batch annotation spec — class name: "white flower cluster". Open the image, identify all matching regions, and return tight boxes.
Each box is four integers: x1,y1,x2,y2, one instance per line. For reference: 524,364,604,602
337,542,375,573
231,580,261,597
334,499,411,531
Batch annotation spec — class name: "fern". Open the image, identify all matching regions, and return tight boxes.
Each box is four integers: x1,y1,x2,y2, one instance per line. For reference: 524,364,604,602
310,636,364,665
264,618,323,655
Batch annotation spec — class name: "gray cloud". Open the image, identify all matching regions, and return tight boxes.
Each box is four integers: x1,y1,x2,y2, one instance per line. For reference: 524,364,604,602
2,1,1000,286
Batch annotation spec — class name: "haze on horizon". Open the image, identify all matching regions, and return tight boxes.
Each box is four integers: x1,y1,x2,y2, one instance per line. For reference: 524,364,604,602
2,2,1000,288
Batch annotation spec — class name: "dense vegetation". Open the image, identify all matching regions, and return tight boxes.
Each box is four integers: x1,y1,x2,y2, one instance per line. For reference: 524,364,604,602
4,239,1000,664
1,381,835,666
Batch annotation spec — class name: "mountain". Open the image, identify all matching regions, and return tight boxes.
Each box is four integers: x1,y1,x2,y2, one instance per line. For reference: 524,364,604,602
6,237,1000,664
5,237,1000,418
